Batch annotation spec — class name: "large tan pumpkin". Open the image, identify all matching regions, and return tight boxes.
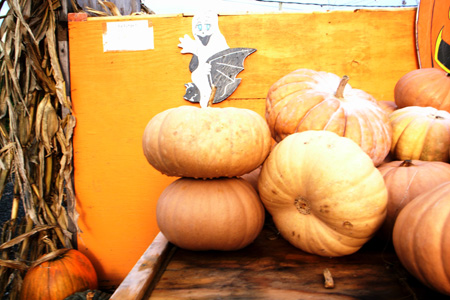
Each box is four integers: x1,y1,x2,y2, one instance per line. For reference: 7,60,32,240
394,68,450,113
258,130,387,257
142,106,272,179
265,69,392,166
389,106,450,162
377,160,450,239
393,181,450,295
156,177,265,251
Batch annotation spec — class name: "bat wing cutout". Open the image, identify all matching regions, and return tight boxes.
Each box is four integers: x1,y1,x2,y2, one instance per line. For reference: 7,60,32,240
207,48,256,104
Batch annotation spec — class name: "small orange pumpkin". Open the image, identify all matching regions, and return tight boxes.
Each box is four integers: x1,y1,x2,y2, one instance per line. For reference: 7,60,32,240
394,68,450,113
377,159,450,239
156,177,265,251
20,249,98,300
142,106,272,179
389,106,450,162
393,181,450,296
265,69,392,166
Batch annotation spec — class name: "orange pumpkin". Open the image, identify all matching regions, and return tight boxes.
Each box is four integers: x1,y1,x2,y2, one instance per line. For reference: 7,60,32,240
394,68,450,113
20,249,98,300
265,69,392,166
389,106,450,162
142,106,272,179
393,181,450,296
258,130,387,257
377,100,397,114
377,160,450,239
156,177,265,251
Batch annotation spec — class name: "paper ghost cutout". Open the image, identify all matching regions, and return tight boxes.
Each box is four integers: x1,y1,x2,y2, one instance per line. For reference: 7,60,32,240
178,10,256,107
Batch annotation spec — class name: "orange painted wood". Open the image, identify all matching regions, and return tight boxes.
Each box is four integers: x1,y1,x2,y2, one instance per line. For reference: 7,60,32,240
416,0,450,72
68,9,418,289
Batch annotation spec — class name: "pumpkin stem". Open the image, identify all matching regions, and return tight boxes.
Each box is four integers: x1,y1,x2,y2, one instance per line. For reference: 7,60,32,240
29,248,71,269
335,75,349,99
399,160,414,167
207,85,217,107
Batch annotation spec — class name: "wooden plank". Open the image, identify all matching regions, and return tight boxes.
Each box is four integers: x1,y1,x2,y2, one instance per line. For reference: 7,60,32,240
110,233,174,300
145,224,448,299
68,9,419,289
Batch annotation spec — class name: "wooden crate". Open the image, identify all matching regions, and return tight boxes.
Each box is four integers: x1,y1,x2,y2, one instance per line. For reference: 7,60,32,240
68,8,418,289
111,220,448,299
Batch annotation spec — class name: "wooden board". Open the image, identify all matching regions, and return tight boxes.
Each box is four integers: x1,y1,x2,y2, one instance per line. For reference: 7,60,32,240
68,9,419,289
112,221,449,299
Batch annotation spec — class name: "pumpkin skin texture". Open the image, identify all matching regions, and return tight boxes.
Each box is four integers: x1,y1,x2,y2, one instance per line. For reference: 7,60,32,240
20,249,98,300
389,106,450,162
377,160,450,240
142,106,272,179
258,130,387,257
393,182,450,296
265,69,392,166
394,68,450,113
377,100,397,114
156,177,265,251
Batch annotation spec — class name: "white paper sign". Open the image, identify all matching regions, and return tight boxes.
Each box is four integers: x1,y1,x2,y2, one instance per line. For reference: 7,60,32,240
103,20,154,52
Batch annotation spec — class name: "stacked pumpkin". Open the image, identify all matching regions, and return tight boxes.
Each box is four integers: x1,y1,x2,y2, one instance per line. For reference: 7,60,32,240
142,105,272,251
375,67,450,296
259,69,390,257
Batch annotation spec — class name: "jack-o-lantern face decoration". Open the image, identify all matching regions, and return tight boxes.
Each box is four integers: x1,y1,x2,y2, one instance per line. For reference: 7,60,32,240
417,0,450,73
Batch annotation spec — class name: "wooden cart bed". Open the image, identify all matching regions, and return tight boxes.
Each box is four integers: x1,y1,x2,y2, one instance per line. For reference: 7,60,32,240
111,219,447,300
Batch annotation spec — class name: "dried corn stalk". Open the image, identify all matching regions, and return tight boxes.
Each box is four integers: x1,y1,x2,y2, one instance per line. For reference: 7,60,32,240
0,0,78,297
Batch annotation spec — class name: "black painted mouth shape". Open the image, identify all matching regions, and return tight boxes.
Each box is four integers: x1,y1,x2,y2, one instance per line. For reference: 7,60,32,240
436,27,450,72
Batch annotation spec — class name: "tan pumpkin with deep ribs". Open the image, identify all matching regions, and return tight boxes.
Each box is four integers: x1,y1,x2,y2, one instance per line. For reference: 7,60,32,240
389,106,450,162
377,159,450,240
258,130,387,257
142,106,272,179
157,177,265,251
265,69,392,166
393,181,450,296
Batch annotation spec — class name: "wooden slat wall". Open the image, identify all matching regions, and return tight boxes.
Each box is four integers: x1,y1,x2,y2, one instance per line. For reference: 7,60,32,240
68,8,418,289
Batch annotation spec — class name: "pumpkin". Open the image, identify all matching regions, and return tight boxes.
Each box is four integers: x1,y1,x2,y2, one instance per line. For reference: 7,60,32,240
377,100,397,114
389,106,450,162
240,166,262,193
258,130,387,257
394,68,450,112
156,177,265,251
20,249,98,300
265,69,392,166
393,181,450,296
377,159,450,239
142,106,272,179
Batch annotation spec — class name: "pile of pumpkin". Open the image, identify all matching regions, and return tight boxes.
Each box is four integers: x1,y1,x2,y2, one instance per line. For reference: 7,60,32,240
142,67,450,296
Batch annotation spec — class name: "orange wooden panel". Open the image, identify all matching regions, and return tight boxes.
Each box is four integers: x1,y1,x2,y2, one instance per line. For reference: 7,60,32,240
68,9,418,289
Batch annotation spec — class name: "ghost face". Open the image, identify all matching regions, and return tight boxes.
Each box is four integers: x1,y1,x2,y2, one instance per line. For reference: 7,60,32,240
192,12,219,46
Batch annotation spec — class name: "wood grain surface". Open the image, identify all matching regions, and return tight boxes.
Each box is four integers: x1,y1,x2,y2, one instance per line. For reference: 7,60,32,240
68,9,419,289
146,221,447,299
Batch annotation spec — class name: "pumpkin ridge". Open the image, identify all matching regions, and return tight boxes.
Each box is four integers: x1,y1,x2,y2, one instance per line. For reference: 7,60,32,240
417,194,450,289
395,115,427,159
440,204,450,287
157,109,179,175
59,254,77,295
226,180,248,249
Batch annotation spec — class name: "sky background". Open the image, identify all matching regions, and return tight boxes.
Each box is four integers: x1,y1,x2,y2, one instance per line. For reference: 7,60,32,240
143,0,419,15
